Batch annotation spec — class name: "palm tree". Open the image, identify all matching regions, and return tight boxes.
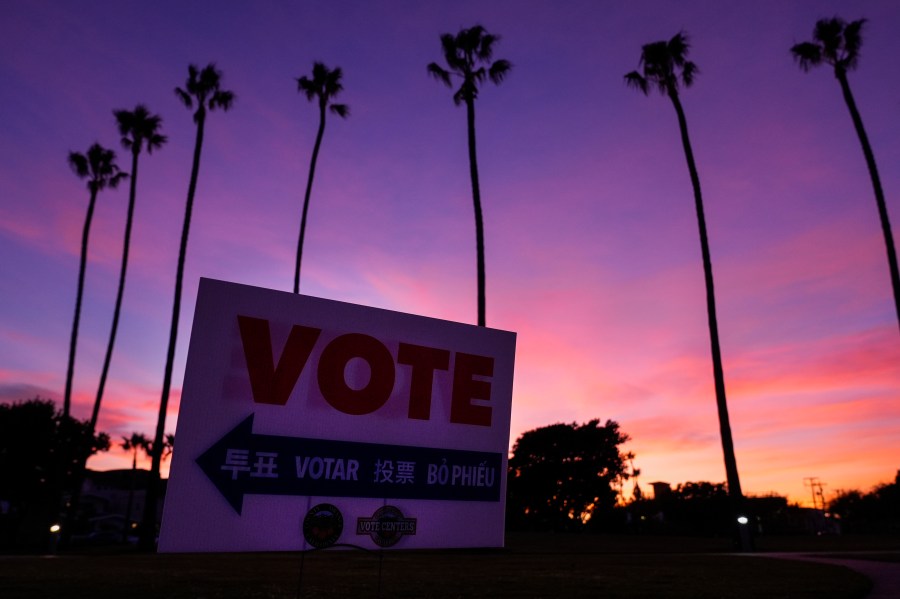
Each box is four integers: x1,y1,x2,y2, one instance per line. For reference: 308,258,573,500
791,18,900,333
140,64,234,551
625,32,750,551
428,25,511,327
62,110,165,549
92,106,166,434
120,432,151,542
64,144,127,420
293,62,349,294
59,145,126,549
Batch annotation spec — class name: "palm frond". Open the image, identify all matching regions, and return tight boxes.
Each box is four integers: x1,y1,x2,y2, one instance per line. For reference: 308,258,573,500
681,61,698,87
624,71,649,95
113,109,132,136
117,124,135,154
439,33,462,70
843,18,866,70
133,104,150,121
311,61,328,82
324,66,344,97
210,90,235,112
297,75,317,101
329,103,349,118
175,87,192,108
790,42,822,72
637,40,675,94
471,66,487,86
478,31,499,61
147,133,167,154
667,31,691,66
68,151,89,179
814,17,843,61
198,63,222,93
109,170,128,189
87,144,110,174
187,64,200,85
452,86,468,106
461,25,486,55
488,59,512,84
427,62,453,87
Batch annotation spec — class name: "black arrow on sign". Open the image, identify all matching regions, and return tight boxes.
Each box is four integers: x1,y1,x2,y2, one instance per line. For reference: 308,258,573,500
196,414,503,514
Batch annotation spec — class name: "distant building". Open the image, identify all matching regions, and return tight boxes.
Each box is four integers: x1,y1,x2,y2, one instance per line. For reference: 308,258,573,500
649,482,672,500
69,470,166,545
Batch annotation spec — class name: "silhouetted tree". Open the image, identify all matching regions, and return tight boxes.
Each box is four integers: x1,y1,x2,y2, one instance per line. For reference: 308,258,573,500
507,420,631,532
92,106,166,432
791,18,900,333
141,64,234,551
64,144,127,419
0,398,109,552
293,62,348,293
830,470,900,533
428,25,511,327
625,32,750,551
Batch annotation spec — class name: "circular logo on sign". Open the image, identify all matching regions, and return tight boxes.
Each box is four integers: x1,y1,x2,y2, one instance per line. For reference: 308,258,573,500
356,505,417,548
302,503,343,549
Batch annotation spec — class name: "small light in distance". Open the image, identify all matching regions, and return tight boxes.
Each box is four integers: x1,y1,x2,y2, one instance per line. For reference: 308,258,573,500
49,524,61,533
737,516,749,525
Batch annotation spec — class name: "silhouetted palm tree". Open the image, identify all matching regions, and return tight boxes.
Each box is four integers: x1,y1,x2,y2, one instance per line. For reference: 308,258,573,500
140,64,234,551
293,62,349,294
428,25,511,327
625,32,750,551
120,432,151,542
791,18,900,333
64,144,127,419
59,144,126,549
92,106,166,434
63,110,165,548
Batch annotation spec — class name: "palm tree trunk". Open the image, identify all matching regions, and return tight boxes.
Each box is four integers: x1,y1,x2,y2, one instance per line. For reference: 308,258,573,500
64,186,99,419
836,70,900,332
61,152,142,550
123,451,137,544
58,186,98,547
465,97,486,327
93,150,139,431
668,91,750,551
140,111,206,551
294,104,327,294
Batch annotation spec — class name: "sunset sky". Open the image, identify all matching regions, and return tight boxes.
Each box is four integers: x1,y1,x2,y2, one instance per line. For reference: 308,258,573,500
2,0,899,508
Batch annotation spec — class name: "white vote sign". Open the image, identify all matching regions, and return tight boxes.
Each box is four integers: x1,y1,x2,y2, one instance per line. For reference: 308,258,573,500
159,278,516,552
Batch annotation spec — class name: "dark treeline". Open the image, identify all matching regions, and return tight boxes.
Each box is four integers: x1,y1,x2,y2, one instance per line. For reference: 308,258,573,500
2,399,897,552
0,398,175,553
830,472,900,534
0,399,109,553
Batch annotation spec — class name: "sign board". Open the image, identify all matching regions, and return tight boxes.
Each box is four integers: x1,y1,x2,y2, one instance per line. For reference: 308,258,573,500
159,278,516,552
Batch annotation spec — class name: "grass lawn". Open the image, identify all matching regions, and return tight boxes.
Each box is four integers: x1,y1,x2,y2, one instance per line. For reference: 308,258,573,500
0,534,881,598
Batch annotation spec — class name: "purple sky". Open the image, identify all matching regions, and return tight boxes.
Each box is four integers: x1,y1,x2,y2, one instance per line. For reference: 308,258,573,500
2,0,899,506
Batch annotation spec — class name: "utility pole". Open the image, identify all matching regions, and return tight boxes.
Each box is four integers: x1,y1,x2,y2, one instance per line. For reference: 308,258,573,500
804,477,820,509
803,477,827,533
